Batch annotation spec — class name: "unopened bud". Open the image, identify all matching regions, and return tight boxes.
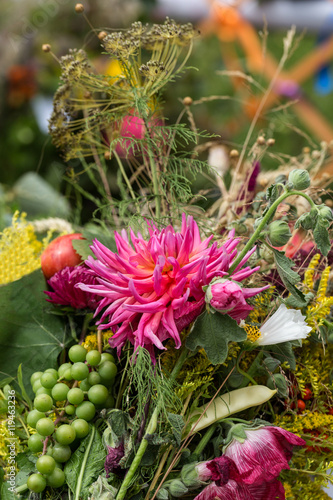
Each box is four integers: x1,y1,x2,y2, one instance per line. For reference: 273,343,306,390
302,147,310,154
75,3,84,13
318,205,333,220
266,138,275,146
311,150,321,159
267,220,292,246
183,96,193,106
98,31,108,40
288,169,310,191
156,489,169,500
229,149,239,158
168,479,188,498
42,44,51,52
257,136,266,145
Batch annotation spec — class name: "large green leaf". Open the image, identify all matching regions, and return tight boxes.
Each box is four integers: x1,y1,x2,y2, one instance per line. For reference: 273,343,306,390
0,270,69,396
271,248,307,306
65,425,106,500
186,311,247,365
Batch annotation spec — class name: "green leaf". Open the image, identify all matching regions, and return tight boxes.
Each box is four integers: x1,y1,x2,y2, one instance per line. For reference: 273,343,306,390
267,373,289,398
0,271,70,397
72,238,94,261
295,211,318,231
167,413,185,446
186,311,247,365
64,425,106,500
271,248,307,305
264,341,296,370
17,365,32,410
107,410,129,439
313,216,331,256
284,292,314,308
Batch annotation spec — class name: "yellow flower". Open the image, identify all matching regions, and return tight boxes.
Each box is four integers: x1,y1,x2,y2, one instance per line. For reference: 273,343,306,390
0,211,49,285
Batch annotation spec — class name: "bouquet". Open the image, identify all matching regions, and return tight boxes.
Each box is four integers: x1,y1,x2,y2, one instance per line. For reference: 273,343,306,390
1,8,333,500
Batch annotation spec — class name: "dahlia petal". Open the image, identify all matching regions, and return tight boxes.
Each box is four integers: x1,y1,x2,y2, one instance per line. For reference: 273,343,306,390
233,246,257,273
231,265,260,281
242,285,271,299
161,308,181,347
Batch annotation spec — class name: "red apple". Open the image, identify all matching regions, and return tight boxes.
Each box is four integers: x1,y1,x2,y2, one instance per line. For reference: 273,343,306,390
41,233,84,279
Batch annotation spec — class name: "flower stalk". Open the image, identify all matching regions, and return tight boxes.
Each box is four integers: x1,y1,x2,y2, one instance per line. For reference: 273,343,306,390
115,348,189,500
228,190,317,275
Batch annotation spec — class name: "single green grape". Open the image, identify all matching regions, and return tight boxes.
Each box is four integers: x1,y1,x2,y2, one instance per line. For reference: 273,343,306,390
52,383,70,401
46,467,65,488
100,352,115,364
65,404,76,416
86,350,101,367
67,387,84,405
58,363,72,378
64,368,73,381
88,371,101,386
32,379,43,393
41,372,58,389
52,443,72,463
36,455,56,475
71,419,90,439
34,394,53,412
71,362,89,381
98,361,117,380
36,418,55,437
55,424,76,445
27,473,46,493
76,401,96,421
88,384,109,405
35,387,52,397
27,409,45,428
68,345,87,363
30,371,43,386
44,368,59,378
27,433,44,453
79,378,91,392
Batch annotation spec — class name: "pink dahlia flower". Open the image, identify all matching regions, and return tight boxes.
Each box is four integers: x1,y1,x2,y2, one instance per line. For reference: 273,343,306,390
78,214,263,359
224,425,305,485
193,479,285,500
206,278,269,322
45,265,101,310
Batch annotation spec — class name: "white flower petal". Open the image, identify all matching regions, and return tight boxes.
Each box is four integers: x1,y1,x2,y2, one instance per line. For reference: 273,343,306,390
258,304,311,346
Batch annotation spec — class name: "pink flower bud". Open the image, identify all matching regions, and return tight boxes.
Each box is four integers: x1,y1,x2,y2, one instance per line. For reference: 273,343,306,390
206,279,253,322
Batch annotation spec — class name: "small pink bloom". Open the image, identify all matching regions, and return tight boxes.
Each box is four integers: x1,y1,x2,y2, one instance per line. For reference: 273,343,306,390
206,279,269,322
193,479,285,500
224,426,305,485
78,214,262,360
45,265,101,310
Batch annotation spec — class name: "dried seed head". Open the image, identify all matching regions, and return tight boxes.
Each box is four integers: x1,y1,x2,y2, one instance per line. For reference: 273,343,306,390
302,146,310,154
183,96,193,106
256,136,265,145
98,31,108,40
42,44,51,53
229,149,239,158
266,138,275,147
75,3,84,13
311,150,321,159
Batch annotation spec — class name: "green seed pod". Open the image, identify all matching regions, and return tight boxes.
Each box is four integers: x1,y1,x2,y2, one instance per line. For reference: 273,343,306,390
288,169,310,191
267,220,291,246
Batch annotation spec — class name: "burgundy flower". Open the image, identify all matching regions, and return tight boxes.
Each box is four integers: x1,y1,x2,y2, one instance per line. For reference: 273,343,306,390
104,443,124,478
223,426,305,485
45,265,101,310
193,479,285,500
205,456,240,486
79,214,263,360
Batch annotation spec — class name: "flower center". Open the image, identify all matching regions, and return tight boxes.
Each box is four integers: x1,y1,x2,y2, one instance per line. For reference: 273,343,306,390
244,324,261,342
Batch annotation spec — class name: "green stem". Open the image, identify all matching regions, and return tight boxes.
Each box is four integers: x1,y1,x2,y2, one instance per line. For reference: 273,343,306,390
75,426,96,500
237,350,264,388
143,116,161,219
228,190,317,275
15,484,28,493
115,348,189,500
113,151,140,210
193,422,218,457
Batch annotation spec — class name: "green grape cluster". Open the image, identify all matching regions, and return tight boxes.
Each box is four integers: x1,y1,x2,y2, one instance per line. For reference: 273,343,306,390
26,344,117,494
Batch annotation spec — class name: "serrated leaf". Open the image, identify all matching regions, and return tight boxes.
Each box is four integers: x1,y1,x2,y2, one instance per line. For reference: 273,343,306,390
64,426,105,500
285,292,314,308
0,271,70,397
72,238,94,261
267,373,289,398
295,211,317,231
107,410,129,439
271,248,307,305
186,311,247,365
264,341,296,370
167,413,185,446
262,356,281,372
313,216,331,256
